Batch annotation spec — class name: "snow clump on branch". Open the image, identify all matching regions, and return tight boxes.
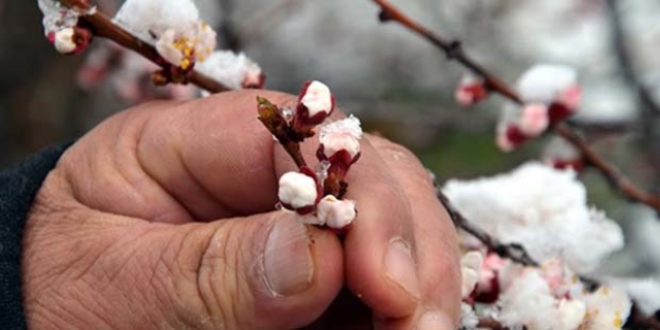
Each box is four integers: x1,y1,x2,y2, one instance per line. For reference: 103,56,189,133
113,0,216,69
444,162,623,274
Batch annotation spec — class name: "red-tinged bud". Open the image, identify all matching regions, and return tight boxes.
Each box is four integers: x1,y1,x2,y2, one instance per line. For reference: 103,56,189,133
455,75,489,106
293,80,335,131
277,168,322,215
49,26,92,55
497,124,529,152
549,85,582,123
549,159,585,172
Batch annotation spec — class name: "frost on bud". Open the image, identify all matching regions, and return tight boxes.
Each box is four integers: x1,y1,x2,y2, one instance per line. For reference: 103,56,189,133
455,74,488,106
278,170,320,214
38,0,80,36
317,195,357,230
496,103,548,152
293,81,335,130
48,26,92,55
197,51,264,92
517,64,581,123
318,115,363,163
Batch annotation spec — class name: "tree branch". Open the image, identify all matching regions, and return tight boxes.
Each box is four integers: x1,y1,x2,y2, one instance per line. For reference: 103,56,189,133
59,0,231,93
371,0,660,213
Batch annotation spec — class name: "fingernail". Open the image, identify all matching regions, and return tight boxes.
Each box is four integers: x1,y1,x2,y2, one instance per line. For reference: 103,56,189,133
384,238,421,299
417,311,454,330
263,220,314,296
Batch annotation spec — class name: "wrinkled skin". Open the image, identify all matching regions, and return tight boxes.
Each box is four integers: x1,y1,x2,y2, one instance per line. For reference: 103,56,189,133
22,90,460,329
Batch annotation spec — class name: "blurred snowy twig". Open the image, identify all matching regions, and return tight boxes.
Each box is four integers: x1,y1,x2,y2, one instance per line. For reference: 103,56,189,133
371,0,660,213
57,0,230,93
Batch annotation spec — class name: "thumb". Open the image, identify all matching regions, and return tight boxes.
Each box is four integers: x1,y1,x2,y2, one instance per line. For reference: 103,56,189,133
160,213,343,329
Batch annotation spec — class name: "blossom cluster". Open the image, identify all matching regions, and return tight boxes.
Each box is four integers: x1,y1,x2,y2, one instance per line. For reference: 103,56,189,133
456,64,583,154
38,0,264,93
258,81,362,230
444,163,633,329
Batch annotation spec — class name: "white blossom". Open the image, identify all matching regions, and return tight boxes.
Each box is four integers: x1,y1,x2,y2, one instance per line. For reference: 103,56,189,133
517,64,579,105
300,81,334,117
278,172,318,210
316,195,357,229
579,286,631,330
444,162,624,274
319,115,363,159
196,51,263,91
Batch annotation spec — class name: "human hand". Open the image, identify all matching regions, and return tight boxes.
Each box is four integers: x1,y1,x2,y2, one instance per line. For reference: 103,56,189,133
23,90,460,329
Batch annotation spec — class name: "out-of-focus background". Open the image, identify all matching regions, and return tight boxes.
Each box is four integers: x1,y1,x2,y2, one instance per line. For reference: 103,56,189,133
3,0,660,280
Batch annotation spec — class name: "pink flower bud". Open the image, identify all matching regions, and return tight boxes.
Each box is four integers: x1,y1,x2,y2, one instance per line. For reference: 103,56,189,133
455,75,488,106
317,195,356,229
549,85,582,123
518,103,549,136
278,171,319,214
294,80,335,128
497,124,528,152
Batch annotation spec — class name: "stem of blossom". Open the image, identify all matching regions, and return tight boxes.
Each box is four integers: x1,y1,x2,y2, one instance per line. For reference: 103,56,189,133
57,0,231,93
256,97,308,169
371,0,660,214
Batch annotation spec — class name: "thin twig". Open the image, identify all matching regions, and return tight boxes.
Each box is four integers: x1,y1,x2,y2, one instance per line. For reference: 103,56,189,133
59,0,230,93
371,0,660,212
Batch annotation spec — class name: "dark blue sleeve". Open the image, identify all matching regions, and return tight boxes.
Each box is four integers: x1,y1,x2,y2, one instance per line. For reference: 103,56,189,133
0,143,72,330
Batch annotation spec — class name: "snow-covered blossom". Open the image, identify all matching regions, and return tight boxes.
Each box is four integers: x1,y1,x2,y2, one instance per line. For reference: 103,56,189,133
278,171,319,213
455,74,488,106
319,115,363,161
460,302,480,329
293,81,335,129
518,64,579,105
316,195,357,229
518,103,550,136
196,51,264,91
113,0,216,69
444,162,624,274
38,0,94,54
580,287,631,329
